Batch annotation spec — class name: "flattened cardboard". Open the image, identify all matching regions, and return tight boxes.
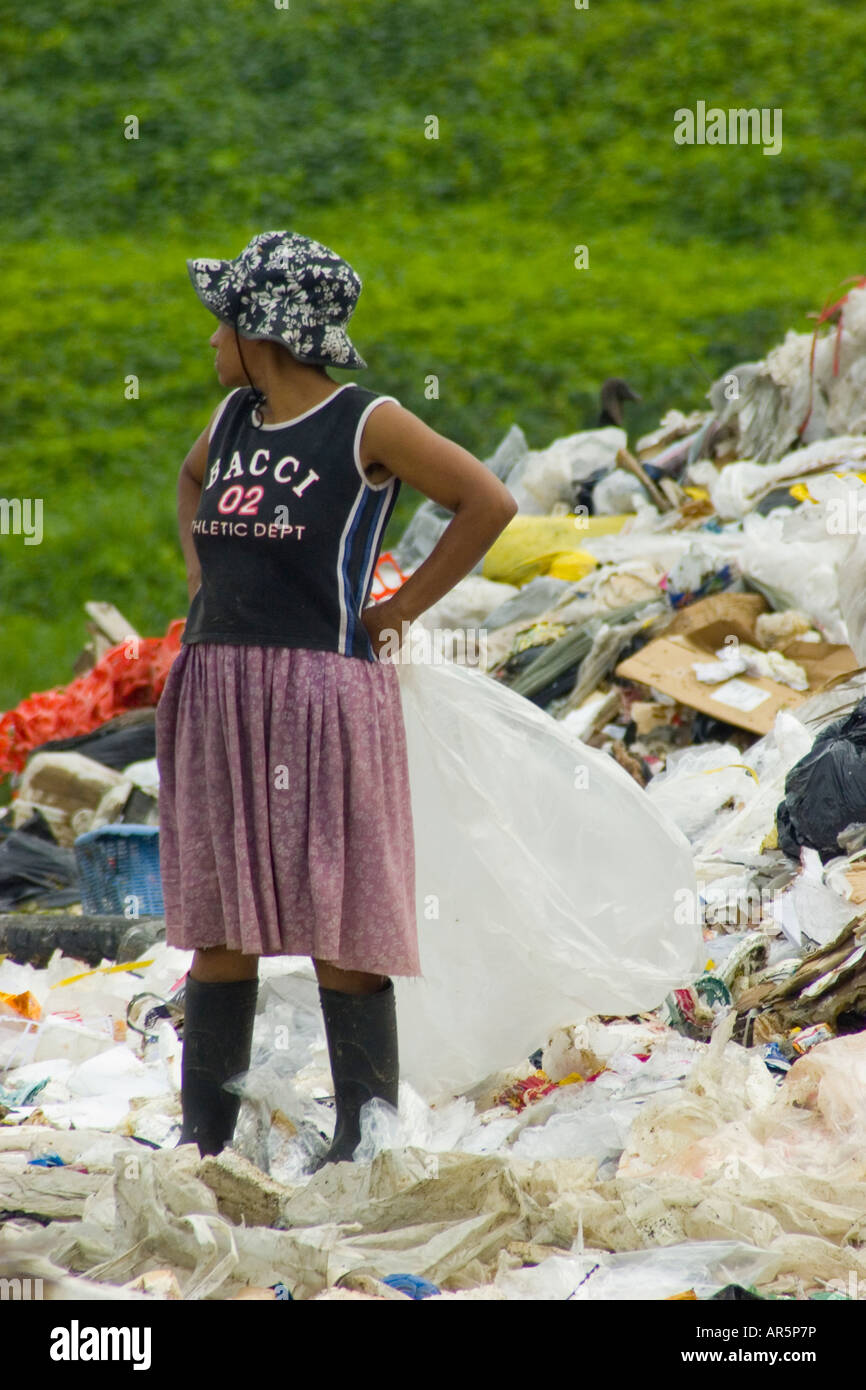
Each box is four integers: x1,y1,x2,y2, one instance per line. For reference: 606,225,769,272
667,591,768,638
616,595,858,736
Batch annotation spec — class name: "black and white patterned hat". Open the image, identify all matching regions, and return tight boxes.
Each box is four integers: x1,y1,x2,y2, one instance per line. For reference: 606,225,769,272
186,230,367,369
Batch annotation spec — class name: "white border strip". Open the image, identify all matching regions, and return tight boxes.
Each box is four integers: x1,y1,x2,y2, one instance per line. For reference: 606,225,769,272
353,395,400,491
256,382,355,431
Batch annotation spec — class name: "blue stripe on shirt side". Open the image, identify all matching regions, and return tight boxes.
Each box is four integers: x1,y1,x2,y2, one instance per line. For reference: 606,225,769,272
342,489,378,656
344,485,395,657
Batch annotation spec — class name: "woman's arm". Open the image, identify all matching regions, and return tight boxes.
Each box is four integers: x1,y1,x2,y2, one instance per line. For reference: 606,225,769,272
177,407,222,601
359,402,518,631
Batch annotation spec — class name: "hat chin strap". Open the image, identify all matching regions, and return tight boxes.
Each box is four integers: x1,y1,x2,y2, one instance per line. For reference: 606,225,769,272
234,326,267,424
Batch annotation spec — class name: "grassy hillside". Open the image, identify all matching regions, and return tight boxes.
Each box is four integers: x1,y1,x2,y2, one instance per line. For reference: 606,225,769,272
1,0,864,709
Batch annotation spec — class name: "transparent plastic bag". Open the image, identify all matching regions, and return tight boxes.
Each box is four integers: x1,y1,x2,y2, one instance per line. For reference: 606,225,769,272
494,1241,776,1301
645,743,760,847
392,652,702,1098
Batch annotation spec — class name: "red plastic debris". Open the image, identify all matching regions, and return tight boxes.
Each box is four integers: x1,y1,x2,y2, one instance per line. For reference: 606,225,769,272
672,987,698,1024
369,551,409,603
494,1070,559,1112
0,619,185,780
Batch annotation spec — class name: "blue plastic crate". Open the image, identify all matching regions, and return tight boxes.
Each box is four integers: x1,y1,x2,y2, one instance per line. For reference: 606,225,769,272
73,824,164,917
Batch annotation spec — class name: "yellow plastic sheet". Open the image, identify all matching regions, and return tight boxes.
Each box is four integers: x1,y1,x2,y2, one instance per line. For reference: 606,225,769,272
547,551,599,581
482,514,631,586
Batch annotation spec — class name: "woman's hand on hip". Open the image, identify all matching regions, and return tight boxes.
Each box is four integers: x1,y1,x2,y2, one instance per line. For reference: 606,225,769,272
361,596,407,661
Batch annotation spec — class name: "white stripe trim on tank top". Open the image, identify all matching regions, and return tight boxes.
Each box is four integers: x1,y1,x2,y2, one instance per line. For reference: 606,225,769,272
255,382,356,430
352,395,400,491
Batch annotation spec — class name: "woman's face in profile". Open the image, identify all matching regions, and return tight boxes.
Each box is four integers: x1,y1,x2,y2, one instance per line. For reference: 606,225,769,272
210,321,248,388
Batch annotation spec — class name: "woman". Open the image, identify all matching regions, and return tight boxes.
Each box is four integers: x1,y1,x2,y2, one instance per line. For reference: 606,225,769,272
156,230,517,1166
157,227,514,1162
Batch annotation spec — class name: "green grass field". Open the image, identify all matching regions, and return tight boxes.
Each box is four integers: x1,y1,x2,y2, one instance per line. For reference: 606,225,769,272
1,0,864,709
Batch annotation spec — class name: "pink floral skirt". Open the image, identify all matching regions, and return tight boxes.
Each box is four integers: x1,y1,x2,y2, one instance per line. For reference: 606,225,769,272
154,642,420,976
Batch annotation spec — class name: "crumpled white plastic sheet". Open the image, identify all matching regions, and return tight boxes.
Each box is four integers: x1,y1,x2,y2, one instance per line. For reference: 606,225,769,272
780,471,866,663
393,654,702,1098
493,1240,777,1301
691,437,866,520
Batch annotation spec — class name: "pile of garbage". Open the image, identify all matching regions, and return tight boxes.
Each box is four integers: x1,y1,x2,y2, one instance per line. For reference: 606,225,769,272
7,285,866,1299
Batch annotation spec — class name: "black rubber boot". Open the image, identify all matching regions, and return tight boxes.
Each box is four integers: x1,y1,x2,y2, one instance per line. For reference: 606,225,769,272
179,974,258,1158
318,978,399,1165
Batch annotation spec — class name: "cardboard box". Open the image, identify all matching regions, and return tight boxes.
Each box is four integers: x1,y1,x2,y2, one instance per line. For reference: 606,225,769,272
616,593,859,735
666,591,768,638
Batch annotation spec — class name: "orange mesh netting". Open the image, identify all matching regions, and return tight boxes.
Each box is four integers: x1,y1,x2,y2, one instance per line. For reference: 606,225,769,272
0,619,185,780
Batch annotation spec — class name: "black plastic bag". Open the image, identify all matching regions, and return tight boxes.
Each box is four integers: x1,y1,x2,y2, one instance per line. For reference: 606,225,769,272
776,699,866,861
0,815,79,909
33,717,155,771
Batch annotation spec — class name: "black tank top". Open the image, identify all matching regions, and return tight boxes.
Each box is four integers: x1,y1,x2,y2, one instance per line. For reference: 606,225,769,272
181,383,402,661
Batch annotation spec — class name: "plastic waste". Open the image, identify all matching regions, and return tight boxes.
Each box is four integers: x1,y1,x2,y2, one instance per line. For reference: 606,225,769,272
64,1045,170,1101
483,575,575,631
592,468,649,515
382,1273,440,1299
739,510,849,643
394,425,531,570
0,1074,49,1108
225,967,343,1179
392,652,702,1098
481,514,626,587
645,743,759,846
776,698,866,861
483,423,532,483
353,1086,485,1163
392,501,451,573
693,643,808,692
706,286,866,463
837,526,866,663
32,1017,118,1066
771,853,860,948
0,621,184,780
545,550,599,582
508,427,626,514
690,708,813,863
493,1241,776,1302
12,753,127,847
0,1017,41,1070
36,717,156,772
618,1015,866,1186
122,757,160,797
413,575,518,636
0,821,79,909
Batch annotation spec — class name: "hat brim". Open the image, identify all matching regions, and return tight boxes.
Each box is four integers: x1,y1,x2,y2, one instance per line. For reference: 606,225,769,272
234,326,368,371
187,258,367,369
186,258,239,323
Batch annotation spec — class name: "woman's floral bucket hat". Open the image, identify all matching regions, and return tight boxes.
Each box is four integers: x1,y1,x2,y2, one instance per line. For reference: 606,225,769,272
187,230,367,369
